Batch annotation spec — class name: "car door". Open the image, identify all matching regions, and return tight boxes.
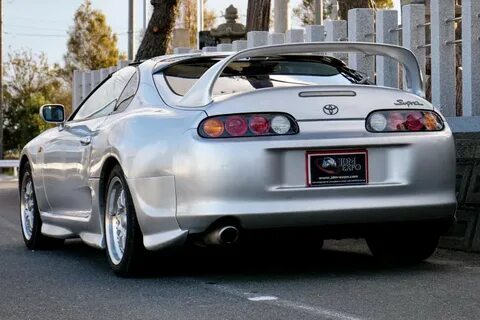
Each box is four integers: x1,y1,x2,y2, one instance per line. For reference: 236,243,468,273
41,67,137,216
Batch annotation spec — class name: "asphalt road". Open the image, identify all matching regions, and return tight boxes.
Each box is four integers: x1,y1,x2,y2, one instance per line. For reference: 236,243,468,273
1,180,480,320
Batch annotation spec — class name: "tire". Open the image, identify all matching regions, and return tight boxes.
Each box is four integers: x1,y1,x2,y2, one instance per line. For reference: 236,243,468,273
20,162,64,250
366,229,439,265
104,165,145,277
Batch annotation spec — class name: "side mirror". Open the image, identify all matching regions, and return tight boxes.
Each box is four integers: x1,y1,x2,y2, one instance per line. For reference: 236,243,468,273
40,104,65,124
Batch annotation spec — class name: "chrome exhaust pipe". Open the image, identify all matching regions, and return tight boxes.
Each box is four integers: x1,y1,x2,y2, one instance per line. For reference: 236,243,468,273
203,226,239,246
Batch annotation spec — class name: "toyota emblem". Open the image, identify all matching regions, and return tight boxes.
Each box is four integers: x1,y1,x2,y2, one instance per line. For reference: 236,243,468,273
323,104,339,115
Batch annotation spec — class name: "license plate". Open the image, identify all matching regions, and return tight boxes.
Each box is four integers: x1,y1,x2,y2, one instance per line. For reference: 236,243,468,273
306,149,368,187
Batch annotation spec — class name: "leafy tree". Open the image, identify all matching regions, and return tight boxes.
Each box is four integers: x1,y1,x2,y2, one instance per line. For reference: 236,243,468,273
246,0,271,31
2,51,70,154
136,0,180,61
65,0,125,71
179,0,216,48
293,0,333,25
294,0,393,24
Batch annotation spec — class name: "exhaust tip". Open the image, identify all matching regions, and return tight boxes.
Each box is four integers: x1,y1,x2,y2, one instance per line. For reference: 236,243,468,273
219,226,239,244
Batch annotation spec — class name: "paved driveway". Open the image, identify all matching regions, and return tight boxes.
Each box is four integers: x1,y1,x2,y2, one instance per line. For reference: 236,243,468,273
1,181,479,320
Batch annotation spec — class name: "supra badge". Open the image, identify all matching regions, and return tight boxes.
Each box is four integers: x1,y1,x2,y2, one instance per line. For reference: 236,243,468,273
323,104,339,115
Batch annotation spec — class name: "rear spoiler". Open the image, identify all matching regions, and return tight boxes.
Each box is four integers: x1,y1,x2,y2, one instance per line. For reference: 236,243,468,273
177,42,424,108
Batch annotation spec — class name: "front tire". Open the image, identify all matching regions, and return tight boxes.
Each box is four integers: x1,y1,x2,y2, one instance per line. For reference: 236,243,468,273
20,163,64,250
366,229,439,265
104,165,145,277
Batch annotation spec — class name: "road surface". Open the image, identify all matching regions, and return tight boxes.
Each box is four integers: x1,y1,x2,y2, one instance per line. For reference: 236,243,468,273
1,180,479,320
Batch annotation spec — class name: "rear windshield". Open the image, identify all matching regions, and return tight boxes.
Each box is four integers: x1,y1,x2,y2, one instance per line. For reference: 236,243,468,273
160,56,369,97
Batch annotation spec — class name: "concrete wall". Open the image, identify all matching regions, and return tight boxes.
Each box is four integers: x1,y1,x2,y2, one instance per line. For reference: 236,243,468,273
440,131,480,252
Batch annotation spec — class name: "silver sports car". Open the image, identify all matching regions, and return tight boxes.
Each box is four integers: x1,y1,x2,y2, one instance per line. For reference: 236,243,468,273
19,43,456,276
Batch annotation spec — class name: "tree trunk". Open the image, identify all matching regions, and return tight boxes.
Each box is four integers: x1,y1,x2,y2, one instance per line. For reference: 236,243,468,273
135,0,179,61
338,0,370,20
246,0,271,32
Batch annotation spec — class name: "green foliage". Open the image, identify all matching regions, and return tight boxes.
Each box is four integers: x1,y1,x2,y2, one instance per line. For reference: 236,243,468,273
0,2,126,156
3,51,70,153
65,0,125,71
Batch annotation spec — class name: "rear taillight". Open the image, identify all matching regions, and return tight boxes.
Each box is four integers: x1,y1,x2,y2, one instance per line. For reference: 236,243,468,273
366,110,444,133
198,113,299,138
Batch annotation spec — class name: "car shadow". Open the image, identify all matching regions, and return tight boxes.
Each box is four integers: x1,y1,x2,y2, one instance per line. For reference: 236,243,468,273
54,239,448,280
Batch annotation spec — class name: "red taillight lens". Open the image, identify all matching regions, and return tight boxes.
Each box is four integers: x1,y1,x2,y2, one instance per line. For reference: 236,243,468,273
198,113,298,138
249,116,270,135
225,116,248,136
367,110,444,133
405,111,424,131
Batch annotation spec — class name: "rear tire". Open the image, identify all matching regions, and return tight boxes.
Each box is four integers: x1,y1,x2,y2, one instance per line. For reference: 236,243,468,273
366,229,439,265
104,165,145,277
20,162,64,250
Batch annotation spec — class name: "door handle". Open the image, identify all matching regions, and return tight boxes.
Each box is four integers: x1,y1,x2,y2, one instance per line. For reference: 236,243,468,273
80,136,92,146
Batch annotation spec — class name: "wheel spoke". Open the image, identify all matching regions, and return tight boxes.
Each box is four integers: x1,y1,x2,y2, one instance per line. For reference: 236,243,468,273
105,177,128,266
21,177,35,240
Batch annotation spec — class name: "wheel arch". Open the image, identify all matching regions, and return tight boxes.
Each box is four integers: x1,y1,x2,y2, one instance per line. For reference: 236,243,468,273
98,156,122,217
18,154,31,191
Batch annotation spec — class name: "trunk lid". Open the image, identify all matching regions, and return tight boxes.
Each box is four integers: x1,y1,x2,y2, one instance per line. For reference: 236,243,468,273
206,85,432,121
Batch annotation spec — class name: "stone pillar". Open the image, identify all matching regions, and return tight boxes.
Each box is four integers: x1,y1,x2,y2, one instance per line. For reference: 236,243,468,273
430,1,456,116
274,0,289,34
232,40,248,51
402,4,426,91
217,43,233,52
325,20,347,61
286,29,304,43
376,10,399,88
172,28,190,48
268,33,285,45
462,0,480,116
247,31,269,48
348,9,375,81
305,25,325,42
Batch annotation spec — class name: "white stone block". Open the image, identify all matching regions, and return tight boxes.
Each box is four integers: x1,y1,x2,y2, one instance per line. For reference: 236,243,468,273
325,20,347,62
247,31,269,48
268,33,285,45
376,10,399,88
462,0,480,116
217,43,233,52
202,46,217,53
305,25,325,42
232,40,248,51
402,4,426,91
430,0,456,116
348,8,375,81
286,29,304,43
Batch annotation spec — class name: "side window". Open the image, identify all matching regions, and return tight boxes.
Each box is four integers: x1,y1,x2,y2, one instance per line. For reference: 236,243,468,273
115,70,139,113
72,66,136,121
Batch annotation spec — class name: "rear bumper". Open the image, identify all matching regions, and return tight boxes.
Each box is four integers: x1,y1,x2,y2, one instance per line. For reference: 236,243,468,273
177,186,456,233
173,121,457,233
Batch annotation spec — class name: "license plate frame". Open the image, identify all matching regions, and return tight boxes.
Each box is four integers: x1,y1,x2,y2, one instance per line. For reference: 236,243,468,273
306,149,369,187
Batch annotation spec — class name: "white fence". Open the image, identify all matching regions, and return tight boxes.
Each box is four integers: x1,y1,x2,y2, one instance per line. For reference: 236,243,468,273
72,1,480,121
